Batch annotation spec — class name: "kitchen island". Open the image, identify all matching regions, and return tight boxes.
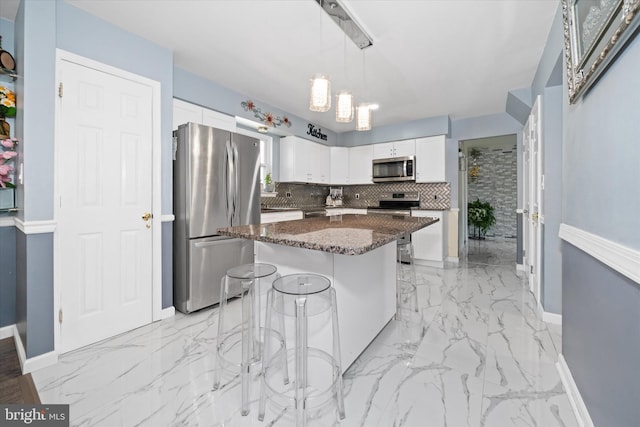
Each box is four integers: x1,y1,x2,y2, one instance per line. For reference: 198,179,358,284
217,214,438,372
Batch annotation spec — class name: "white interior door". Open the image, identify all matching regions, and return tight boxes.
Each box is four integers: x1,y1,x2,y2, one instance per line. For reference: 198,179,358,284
525,96,543,305
57,60,154,353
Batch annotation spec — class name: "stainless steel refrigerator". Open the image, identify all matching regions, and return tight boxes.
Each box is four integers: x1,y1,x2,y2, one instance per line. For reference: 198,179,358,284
173,122,260,313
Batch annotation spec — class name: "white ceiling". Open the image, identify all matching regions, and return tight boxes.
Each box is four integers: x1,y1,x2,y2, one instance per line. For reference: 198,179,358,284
1,0,558,133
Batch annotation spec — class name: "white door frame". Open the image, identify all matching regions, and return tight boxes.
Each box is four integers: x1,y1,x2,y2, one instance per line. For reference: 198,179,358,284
53,49,163,353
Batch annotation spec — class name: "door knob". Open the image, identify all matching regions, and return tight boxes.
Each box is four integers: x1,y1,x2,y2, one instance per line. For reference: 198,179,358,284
532,212,539,222
142,212,153,228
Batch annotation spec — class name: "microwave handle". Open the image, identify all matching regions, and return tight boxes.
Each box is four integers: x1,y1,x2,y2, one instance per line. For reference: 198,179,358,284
403,160,408,178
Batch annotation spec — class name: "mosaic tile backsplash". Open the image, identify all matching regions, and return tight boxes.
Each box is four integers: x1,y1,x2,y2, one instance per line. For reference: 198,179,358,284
468,145,517,238
262,181,451,210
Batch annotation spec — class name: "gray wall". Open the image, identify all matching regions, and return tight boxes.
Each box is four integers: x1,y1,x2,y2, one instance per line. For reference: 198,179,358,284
0,226,16,328
556,1,640,425
562,242,640,427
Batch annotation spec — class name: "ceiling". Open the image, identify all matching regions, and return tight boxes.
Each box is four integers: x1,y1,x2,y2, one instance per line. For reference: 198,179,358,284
0,0,558,134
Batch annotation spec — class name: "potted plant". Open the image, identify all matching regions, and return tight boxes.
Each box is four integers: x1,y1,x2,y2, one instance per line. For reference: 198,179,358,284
468,198,496,239
263,172,275,193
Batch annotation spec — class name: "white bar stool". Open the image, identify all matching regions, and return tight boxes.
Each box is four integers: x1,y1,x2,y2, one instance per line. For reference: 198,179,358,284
212,262,283,416
258,273,345,426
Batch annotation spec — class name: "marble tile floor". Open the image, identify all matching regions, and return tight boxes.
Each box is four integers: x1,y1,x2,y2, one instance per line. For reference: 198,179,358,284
32,239,576,426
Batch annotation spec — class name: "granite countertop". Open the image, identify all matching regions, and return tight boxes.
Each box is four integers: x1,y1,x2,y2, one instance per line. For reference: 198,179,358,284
217,214,439,256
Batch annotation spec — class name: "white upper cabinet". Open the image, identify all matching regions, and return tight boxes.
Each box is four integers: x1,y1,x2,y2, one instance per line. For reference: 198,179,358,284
415,135,446,182
372,139,415,159
330,147,349,185
172,99,236,132
348,145,373,184
280,136,329,184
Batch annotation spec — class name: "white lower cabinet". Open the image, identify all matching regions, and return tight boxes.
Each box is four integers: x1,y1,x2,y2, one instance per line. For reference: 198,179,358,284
411,210,444,264
260,210,303,224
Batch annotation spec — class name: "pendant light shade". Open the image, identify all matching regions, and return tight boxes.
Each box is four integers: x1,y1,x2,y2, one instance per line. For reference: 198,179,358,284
335,91,354,122
356,103,371,131
309,74,331,112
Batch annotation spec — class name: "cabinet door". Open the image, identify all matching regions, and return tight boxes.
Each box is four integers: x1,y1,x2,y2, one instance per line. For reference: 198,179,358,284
173,99,202,130
415,135,446,182
280,136,315,183
313,143,330,183
394,139,416,157
202,108,236,132
348,145,373,184
373,142,394,159
330,147,349,184
411,210,444,262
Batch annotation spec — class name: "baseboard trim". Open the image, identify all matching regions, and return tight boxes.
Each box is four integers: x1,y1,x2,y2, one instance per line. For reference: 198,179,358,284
0,324,16,340
557,354,594,427
160,306,175,320
516,263,526,272
13,328,59,374
415,259,445,269
543,311,562,325
445,256,459,264
559,223,640,285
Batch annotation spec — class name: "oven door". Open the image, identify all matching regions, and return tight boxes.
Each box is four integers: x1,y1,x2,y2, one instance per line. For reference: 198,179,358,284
372,156,415,182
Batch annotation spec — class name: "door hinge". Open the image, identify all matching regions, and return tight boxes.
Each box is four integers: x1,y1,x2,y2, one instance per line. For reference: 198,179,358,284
58,82,64,98
58,308,63,324
530,265,534,274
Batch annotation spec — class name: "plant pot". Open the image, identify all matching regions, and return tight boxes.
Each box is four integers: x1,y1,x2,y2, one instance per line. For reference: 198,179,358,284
0,117,9,139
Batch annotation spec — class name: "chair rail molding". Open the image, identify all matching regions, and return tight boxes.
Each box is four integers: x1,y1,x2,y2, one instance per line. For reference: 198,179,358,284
559,223,640,285
14,218,57,234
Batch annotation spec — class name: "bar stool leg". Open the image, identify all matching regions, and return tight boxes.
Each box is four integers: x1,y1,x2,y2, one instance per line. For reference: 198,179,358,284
331,289,346,420
258,289,273,421
295,296,308,427
241,278,254,416
213,275,228,391
277,290,290,386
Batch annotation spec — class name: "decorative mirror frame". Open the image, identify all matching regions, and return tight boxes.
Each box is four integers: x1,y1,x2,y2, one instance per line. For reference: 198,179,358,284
563,0,640,103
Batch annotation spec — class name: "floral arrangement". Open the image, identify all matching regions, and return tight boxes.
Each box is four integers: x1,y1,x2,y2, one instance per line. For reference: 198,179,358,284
0,86,16,118
0,138,18,188
241,100,291,128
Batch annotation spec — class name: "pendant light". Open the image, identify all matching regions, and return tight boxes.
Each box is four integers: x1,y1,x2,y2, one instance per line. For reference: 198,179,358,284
309,0,331,112
356,103,371,131
309,74,331,112
336,91,354,122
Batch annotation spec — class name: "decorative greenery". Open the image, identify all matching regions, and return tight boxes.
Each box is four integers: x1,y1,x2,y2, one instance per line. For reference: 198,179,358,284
468,198,496,239
241,100,292,128
0,86,16,118
264,173,272,185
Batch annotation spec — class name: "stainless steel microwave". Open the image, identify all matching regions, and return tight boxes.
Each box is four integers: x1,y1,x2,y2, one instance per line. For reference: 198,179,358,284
372,156,415,182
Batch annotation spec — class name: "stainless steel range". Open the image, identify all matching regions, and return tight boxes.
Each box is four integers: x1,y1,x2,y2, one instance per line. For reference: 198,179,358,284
367,193,420,260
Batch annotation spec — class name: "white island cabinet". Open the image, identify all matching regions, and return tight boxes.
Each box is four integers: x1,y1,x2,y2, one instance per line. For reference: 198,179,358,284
411,210,445,266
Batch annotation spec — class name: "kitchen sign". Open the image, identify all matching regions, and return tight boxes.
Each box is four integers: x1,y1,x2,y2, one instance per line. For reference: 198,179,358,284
307,124,327,141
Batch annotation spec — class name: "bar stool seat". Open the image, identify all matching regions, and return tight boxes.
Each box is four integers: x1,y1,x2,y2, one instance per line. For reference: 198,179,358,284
259,273,345,426
212,262,282,417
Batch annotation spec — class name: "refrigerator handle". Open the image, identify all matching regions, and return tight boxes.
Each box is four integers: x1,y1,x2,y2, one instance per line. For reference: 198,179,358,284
233,141,240,225
225,140,234,225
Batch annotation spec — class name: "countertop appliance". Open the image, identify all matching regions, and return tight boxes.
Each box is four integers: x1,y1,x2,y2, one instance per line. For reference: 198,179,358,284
367,192,420,262
173,123,260,313
372,156,415,182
